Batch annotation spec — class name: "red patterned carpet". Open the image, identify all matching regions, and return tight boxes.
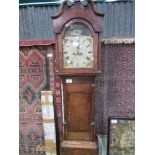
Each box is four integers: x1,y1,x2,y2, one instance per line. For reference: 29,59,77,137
19,45,52,155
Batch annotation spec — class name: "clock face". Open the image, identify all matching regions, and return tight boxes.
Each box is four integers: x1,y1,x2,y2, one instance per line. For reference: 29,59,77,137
63,22,94,68
63,36,93,68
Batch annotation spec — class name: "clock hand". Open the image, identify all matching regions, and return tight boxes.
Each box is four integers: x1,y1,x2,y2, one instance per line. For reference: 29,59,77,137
75,46,80,55
77,45,80,49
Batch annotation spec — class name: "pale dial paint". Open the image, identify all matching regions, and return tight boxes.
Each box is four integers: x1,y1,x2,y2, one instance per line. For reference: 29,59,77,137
63,36,93,68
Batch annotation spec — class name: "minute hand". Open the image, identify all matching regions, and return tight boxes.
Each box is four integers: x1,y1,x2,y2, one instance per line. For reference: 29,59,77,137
76,46,83,56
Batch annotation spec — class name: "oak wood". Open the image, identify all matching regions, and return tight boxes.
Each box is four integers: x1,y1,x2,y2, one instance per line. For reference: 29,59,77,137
62,77,96,142
61,141,98,149
61,141,98,155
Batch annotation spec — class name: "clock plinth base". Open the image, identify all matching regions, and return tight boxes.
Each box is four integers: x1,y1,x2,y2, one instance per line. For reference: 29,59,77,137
61,141,98,155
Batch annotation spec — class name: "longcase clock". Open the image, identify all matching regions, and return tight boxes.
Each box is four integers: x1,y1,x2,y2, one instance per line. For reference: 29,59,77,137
52,0,104,154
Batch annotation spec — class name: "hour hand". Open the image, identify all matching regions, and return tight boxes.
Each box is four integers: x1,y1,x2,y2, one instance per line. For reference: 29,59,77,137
78,53,83,56
77,46,80,50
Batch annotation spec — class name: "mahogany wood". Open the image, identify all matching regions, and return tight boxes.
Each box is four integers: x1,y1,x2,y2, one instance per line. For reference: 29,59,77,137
52,0,104,76
56,19,99,75
51,0,104,33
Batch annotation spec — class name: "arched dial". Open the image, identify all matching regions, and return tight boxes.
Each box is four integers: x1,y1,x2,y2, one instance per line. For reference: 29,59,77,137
63,36,93,68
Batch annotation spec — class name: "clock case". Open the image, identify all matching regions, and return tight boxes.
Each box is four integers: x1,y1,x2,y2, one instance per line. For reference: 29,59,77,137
51,1,104,154
51,0,104,76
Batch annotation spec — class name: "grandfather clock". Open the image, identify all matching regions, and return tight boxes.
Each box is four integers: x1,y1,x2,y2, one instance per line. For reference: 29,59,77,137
51,0,104,154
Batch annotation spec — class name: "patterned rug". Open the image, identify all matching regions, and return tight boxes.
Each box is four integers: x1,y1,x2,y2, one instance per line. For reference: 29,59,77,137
19,44,52,155
95,43,135,134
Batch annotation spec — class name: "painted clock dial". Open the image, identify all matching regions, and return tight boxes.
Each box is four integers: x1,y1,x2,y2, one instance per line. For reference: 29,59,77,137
63,22,94,68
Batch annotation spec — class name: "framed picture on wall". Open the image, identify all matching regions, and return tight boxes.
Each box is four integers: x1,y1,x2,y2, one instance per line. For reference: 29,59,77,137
107,117,135,155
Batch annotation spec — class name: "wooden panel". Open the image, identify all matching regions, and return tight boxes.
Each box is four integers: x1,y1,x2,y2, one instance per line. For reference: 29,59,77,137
62,77,96,141
62,149,97,155
61,141,98,155
68,92,90,131
64,83,92,141
62,77,95,84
